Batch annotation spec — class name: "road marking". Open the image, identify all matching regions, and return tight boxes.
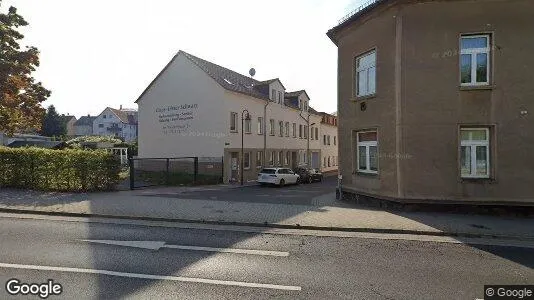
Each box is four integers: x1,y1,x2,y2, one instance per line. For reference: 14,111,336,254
0,262,301,291
81,240,290,257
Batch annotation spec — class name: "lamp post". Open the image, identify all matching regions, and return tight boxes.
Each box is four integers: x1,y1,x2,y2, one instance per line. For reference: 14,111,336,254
241,109,251,185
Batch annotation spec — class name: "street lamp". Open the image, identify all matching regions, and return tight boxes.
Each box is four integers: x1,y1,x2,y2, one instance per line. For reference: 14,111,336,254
241,109,251,185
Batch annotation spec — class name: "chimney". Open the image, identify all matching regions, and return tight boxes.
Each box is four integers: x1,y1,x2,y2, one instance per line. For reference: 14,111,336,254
120,105,123,110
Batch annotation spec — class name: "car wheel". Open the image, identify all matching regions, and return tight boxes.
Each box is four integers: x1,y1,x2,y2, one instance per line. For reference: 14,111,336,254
279,179,285,187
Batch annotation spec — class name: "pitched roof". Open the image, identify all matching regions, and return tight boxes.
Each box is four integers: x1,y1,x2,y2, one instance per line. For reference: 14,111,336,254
74,116,96,126
60,115,76,122
327,0,390,44
255,78,286,90
108,108,138,125
7,140,67,149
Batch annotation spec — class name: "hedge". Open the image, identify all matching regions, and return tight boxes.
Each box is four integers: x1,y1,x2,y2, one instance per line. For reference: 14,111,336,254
0,147,120,192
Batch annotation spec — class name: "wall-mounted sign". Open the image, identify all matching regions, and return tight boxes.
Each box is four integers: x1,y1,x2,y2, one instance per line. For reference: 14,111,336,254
157,104,199,135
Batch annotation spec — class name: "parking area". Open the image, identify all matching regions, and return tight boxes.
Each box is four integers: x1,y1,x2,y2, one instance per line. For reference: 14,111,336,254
146,175,338,206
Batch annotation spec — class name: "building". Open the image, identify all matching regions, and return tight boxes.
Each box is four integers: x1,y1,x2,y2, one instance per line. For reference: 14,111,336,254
136,50,337,183
73,115,96,136
60,115,77,136
0,133,52,146
327,0,533,205
92,107,138,142
318,112,339,173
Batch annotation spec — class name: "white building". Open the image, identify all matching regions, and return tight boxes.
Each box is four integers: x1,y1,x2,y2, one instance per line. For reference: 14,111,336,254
92,107,138,142
136,50,337,182
73,115,95,136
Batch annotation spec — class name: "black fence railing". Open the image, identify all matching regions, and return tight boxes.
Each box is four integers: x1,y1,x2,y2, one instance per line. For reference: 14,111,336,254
129,156,223,189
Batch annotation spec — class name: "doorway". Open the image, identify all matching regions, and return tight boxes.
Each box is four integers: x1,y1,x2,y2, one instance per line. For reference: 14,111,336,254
230,152,239,183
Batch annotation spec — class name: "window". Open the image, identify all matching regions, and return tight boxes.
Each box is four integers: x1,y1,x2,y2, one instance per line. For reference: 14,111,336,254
292,123,297,137
310,127,314,140
315,128,318,140
323,157,326,167
244,152,251,169
257,117,263,135
357,131,378,174
103,115,107,119
285,122,289,137
334,136,337,145
299,125,303,138
327,135,331,145
278,91,282,104
269,151,275,166
323,135,326,145
355,50,376,97
256,151,263,167
269,119,275,135
285,151,290,165
278,151,283,166
460,128,490,178
245,117,251,134
230,112,238,132
328,156,331,167
279,121,283,137
271,89,276,101
303,125,308,139
98,124,104,128
460,34,490,86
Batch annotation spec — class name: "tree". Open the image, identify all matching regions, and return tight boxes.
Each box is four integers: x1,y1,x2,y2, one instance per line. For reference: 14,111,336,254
40,105,66,137
0,1,50,135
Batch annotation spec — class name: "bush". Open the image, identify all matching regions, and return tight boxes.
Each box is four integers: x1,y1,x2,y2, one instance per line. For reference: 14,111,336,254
0,147,120,192
66,136,123,149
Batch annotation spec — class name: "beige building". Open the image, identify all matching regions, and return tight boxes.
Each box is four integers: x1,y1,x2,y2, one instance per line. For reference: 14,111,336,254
328,0,534,205
60,115,77,136
136,50,337,183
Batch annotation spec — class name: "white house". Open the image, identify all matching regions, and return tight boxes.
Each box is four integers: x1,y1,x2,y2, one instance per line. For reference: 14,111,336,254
136,50,337,182
92,107,138,142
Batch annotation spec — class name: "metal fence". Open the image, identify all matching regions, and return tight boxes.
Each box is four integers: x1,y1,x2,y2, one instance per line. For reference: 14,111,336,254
129,157,223,189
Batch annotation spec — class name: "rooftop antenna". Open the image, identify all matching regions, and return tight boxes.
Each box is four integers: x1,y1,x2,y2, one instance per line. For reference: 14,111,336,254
249,68,256,78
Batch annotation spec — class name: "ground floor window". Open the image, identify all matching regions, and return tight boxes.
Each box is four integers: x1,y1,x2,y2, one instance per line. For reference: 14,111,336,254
256,151,263,167
285,151,290,165
244,152,251,169
460,127,490,178
269,151,275,166
278,151,283,166
356,130,378,174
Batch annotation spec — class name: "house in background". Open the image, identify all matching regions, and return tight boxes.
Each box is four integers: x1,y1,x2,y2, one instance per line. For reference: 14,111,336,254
328,0,533,205
93,106,138,142
60,115,77,136
73,115,96,136
136,50,337,183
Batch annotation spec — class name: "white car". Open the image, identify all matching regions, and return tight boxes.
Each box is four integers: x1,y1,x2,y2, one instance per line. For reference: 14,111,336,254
257,168,300,187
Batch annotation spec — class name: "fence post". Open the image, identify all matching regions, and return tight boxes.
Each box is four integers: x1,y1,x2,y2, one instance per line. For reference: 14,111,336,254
194,157,199,185
221,156,224,184
129,158,134,190
166,158,170,185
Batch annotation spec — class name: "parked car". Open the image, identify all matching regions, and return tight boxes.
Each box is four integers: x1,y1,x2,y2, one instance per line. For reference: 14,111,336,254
293,167,323,184
257,168,300,187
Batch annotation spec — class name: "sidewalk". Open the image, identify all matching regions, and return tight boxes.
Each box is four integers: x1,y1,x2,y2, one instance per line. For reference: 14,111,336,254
0,187,533,240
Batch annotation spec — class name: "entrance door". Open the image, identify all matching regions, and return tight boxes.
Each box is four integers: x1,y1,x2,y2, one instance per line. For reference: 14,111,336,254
311,152,320,169
230,152,239,182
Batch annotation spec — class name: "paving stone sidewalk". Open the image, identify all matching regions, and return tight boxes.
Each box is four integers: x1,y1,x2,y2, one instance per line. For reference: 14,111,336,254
0,188,533,240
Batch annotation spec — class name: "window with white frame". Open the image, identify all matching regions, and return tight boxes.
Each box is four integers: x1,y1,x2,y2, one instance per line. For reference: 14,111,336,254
230,112,238,132
278,151,283,166
269,151,275,166
299,125,303,138
304,125,308,139
292,123,296,137
257,117,263,135
323,135,326,145
310,127,314,140
285,151,289,165
328,156,331,167
285,122,289,137
278,91,282,104
271,89,276,101
279,121,283,137
244,152,251,169
323,157,326,167
269,119,275,135
355,50,376,97
460,34,490,86
357,131,378,173
245,117,251,134
315,128,318,140
334,136,336,145
256,151,263,167
460,128,490,178
327,135,331,145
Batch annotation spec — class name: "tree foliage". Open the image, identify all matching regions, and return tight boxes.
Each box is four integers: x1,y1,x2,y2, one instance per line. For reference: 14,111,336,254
40,105,66,137
0,1,50,135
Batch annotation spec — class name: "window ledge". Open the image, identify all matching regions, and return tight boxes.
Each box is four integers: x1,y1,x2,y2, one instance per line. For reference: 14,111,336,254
245,132,251,135
230,130,238,133
460,85,494,91
460,177,496,184
351,94,376,102
353,171,379,177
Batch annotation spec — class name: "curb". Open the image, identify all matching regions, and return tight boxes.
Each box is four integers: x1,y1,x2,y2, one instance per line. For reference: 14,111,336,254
1,207,533,242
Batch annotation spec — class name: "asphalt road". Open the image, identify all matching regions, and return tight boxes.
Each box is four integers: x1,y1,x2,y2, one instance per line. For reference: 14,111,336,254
0,215,532,300
148,176,339,206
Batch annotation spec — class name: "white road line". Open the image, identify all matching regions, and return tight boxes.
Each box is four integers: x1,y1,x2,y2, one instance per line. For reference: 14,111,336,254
0,262,302,291
163,244,289,257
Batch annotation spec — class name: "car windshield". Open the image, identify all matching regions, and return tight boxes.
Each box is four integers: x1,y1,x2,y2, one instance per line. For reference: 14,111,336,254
260,169,276,174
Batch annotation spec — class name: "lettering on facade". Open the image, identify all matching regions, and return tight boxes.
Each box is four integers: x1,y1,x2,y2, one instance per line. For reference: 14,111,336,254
156,104,199,135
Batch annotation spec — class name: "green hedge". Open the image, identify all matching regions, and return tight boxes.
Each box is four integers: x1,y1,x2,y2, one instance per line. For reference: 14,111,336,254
0,147,120,192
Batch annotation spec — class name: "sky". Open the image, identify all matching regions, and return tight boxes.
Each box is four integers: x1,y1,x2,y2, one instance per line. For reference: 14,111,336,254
3,0,364,118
